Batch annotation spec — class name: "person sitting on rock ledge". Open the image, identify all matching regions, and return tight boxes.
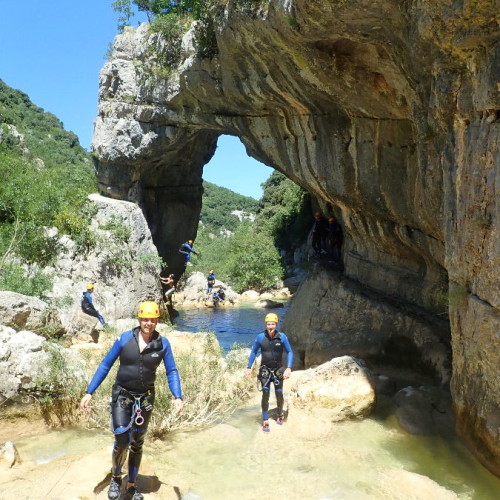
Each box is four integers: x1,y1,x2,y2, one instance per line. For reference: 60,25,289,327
245,312,293,432
81,283,108,327
80,301,183,500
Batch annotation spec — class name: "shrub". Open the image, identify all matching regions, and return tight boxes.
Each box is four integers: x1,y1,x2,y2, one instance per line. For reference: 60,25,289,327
79,331,253,437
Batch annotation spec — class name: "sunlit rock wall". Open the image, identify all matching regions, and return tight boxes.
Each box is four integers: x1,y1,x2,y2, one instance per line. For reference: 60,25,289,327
91,1,499,475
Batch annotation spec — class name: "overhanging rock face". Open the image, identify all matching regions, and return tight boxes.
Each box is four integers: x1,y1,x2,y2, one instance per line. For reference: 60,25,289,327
91,1,499,475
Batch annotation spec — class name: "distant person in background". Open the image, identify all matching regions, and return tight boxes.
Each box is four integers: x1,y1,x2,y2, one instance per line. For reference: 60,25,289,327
206,270,216,294
245,313,293,432
217,286,226,303
160,274,176,305
81,283,108,327
311,212,328,256
327,216,343,265
178,240,198,266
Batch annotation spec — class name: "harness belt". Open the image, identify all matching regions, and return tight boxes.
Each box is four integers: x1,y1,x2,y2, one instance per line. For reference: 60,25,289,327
113,388,153,435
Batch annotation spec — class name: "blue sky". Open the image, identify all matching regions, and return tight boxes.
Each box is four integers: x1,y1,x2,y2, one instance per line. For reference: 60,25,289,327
0,1,271,199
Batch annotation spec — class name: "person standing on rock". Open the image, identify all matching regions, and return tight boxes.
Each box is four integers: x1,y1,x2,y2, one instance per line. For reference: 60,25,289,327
81,283,108,327
80,301,183,500
245,312,293,432
178,239,198,266
206,269,216,294
311,211,328,257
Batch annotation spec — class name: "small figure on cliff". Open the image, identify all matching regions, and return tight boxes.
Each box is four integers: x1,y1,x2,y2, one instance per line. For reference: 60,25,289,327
207,269,216,294
178,239,198,267
160,273,176,305
81,283,108,327
311,211,328,256
245,312,293,432
327,216,343,266
80,301,183,500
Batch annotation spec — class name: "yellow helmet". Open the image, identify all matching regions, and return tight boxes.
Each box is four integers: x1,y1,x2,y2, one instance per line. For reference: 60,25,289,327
265,313,279,323
137,301,160,319
86,283,94,290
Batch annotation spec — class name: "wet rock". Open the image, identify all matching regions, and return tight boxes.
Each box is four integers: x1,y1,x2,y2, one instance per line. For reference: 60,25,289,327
255,299,284,309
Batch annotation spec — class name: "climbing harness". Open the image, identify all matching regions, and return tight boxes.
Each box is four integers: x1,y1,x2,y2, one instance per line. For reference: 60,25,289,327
258,366,284,391
112,389,153,435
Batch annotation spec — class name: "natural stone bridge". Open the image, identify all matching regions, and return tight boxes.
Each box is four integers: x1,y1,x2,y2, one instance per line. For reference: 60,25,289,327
91,1,499,476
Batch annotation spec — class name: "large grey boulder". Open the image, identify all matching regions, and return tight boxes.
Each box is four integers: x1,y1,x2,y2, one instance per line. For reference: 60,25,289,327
176,272,239,307
0,291,62,333
0,326,84,403
290,356,375,421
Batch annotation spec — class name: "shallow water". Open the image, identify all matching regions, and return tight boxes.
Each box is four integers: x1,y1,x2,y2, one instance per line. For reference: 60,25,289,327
3,304,500,499
154,395,500,500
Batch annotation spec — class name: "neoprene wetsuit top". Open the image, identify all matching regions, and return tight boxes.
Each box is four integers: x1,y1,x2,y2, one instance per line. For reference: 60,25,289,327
247,331,293,370
86,327,182,397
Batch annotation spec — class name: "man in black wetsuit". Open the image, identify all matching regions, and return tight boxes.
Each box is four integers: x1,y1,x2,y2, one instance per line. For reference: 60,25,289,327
80,301,183,500
245,313,293,432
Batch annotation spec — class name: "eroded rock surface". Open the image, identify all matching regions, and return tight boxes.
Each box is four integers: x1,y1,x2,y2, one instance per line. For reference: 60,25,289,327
91,0,499,475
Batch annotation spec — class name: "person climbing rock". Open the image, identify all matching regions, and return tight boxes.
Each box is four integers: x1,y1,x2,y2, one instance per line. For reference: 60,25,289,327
206,270,216,294
245,313,293,432
80,301,183,500
178,239,198,266
81,283,108,327
160,273,176,305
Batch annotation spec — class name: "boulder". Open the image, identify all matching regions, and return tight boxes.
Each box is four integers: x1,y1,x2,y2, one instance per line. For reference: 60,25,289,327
0,441,21,469
0,291,63,334
177,272,239,307
0,327,85,403
240,290,260,300
290,356,375,421
255,299,284,309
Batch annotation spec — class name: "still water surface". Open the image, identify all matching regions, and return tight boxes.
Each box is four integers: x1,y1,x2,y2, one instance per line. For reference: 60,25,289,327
172,301,289,351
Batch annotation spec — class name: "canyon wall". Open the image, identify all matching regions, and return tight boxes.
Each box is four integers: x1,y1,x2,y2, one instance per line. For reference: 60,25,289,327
91,1,499,475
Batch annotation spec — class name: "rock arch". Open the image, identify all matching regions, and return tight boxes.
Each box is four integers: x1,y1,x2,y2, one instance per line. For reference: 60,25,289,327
91,2,499,475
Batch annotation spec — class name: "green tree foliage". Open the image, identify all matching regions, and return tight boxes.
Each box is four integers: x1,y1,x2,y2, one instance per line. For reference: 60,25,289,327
223,223,284,293
0,80,97,292
201,181,258,234
256,170,311,252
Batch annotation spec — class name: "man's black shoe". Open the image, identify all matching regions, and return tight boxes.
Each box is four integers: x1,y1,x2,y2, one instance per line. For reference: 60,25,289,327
125,485,144,500
108,476,122,500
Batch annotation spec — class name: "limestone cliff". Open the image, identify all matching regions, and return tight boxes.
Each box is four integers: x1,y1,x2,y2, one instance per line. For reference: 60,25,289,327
91,1,499,475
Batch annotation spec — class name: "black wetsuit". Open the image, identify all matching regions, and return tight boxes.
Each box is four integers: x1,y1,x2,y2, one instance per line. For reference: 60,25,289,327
247,330,293,420
86,327,182,482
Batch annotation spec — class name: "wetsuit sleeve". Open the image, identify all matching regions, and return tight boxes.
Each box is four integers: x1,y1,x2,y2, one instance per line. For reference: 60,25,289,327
85,333,125,394
161,338,183,399
281,333,294,368
247,333,264,368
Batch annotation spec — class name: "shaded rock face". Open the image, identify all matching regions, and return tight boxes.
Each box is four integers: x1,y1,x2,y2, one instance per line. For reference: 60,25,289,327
91,1,499,475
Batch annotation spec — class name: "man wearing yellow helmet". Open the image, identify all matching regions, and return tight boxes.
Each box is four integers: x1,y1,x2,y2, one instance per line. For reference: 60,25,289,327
245,312,293,432
81,283,108,327
80,301,183,500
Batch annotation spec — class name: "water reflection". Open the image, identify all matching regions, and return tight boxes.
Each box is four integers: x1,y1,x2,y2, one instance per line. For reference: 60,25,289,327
173,301,289,351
